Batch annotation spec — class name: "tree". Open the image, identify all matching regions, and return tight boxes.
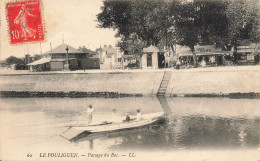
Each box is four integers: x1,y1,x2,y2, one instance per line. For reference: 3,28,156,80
5,56,24,66
144,1,178,51
97,0,260,67
97,0,178,56
34,54,42,61
226,0,260,46
97,1,132,38
117,33,146,54
117,32,146,67
173,0,231,66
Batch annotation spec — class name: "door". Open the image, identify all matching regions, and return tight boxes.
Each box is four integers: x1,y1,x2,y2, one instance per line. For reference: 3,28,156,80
147,54,152,67
50,61,64,71
158,52,165,68
78,60,82,69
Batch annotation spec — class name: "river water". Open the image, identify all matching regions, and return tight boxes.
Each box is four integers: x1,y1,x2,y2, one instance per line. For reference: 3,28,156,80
0,97,260,159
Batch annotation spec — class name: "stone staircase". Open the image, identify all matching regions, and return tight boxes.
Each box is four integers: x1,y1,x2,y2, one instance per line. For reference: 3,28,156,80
157,71,172,96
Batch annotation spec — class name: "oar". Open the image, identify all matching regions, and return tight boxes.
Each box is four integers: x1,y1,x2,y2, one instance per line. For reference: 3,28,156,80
60,116,86,135
61,104,95,134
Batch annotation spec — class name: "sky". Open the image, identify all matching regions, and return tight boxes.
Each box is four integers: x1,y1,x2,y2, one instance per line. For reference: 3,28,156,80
0,0,118,60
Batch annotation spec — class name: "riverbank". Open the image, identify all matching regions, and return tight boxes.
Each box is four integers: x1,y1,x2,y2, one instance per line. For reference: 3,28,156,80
1,66,260,98
1,65,260,75
1,91,260,98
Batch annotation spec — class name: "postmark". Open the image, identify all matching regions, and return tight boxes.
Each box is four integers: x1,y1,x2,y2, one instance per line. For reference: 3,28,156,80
6,0,44,44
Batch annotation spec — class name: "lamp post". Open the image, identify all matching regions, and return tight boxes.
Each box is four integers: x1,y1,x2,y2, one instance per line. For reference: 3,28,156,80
64,46,69,70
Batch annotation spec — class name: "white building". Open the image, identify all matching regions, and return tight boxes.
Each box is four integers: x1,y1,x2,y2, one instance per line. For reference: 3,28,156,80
99,45,123,70
141,45,160,69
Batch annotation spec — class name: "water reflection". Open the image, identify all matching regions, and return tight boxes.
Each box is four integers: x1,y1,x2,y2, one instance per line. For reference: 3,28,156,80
0,97,260,152
71,116,260,150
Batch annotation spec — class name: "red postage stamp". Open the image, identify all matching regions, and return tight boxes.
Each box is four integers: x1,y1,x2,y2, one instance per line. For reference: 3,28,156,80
6,0,44,44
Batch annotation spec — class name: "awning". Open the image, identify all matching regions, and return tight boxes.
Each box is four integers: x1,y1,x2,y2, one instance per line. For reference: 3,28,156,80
51,59,65,62
179,51,232,57
27,57,51,66
196,51,232,56
51,58,77,62
236,49,255,53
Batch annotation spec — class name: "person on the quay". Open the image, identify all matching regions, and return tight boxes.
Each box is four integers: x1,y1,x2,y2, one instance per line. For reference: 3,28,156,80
176,60,180,69
201,58,206,68
87,104,95,125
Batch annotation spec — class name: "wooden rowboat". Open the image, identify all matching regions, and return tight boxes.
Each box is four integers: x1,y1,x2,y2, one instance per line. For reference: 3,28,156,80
61,112,164,141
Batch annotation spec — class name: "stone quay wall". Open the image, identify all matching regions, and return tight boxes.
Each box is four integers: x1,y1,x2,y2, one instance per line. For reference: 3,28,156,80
1,67,260,98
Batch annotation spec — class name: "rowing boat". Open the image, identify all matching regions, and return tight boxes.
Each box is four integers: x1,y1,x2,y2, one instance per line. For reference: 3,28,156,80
61,112,164,141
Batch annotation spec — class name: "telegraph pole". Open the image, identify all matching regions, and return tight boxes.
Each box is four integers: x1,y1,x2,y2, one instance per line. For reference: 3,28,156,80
40,42,42,55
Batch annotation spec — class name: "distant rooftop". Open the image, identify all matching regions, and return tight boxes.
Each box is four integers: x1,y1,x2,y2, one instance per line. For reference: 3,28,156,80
106,48,117,54
43,44,82,55
79,47,96,55
100,45,117,54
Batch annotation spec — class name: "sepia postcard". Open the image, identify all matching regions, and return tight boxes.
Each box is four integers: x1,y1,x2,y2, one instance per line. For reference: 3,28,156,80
0,0,260,161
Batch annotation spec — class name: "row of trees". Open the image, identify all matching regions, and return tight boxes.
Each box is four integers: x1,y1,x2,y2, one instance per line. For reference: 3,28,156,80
2,56,25,66
1,54,42,67
97,0,260,66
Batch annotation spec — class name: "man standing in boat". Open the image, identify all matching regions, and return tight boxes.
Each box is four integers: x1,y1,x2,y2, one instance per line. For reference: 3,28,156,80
87,104,95,125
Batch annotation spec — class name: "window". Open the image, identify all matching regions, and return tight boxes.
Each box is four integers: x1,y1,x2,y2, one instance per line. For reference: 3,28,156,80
247,54,255,61
240,53,246,60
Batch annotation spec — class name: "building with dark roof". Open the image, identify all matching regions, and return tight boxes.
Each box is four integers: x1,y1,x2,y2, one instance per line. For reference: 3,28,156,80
235,43,260,65
28,43,99,71
177,45,233,67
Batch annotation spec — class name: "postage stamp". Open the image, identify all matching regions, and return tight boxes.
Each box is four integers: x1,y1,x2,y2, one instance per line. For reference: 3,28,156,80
6,0,44,44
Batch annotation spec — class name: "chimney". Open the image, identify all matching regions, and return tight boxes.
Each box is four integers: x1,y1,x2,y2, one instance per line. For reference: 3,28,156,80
25,54,31,64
